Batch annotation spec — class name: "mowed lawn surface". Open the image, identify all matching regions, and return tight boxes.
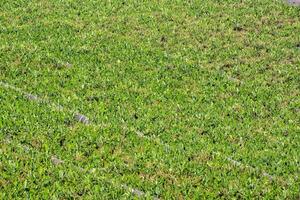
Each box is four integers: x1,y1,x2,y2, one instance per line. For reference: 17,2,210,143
0,0,299,199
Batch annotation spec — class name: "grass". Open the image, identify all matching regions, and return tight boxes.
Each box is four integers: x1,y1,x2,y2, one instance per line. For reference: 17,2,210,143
0,0,299,199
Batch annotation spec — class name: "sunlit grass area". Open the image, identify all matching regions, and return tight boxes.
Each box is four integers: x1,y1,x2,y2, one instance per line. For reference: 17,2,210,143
0,0,299,199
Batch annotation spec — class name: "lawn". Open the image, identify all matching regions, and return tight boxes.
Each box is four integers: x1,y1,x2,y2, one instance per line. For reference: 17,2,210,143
0,0,299,199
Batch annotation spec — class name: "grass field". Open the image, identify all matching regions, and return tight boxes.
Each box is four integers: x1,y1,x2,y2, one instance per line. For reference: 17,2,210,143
0,0,299,199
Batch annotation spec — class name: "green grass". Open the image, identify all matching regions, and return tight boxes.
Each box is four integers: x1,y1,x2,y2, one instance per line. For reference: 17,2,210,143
0,0,299,199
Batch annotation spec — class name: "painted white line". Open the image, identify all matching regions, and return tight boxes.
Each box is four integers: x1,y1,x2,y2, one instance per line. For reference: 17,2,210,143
74,113,90,124
225,156,275,181
0,81,26,94
0,81,293,188
121,184,160,200
48,155,160,199
133,130,287,185
51,155,65,165
0,81,90,124
1,81,159,199
287,0,300,6
24,93,39,101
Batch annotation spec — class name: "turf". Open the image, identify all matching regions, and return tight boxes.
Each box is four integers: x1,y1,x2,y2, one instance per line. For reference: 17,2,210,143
0,0,299,199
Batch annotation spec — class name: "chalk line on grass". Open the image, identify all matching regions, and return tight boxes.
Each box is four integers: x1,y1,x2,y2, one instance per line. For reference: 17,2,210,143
0,81,159,199
220,154,275,181
286,0,300,6
48,154,160,199
1,81,294,190
121,184,160,200
74,113,90,124
130,129,290,185
0,81,90,124
49,155,160,199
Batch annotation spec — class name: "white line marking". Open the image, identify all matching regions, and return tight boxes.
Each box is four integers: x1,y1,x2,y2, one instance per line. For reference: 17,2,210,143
132,129,289,185
74,113,90,124
225,156,275,181
0,81,294,188
0,81,90,124
121,184,160,200
1,81,159,199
